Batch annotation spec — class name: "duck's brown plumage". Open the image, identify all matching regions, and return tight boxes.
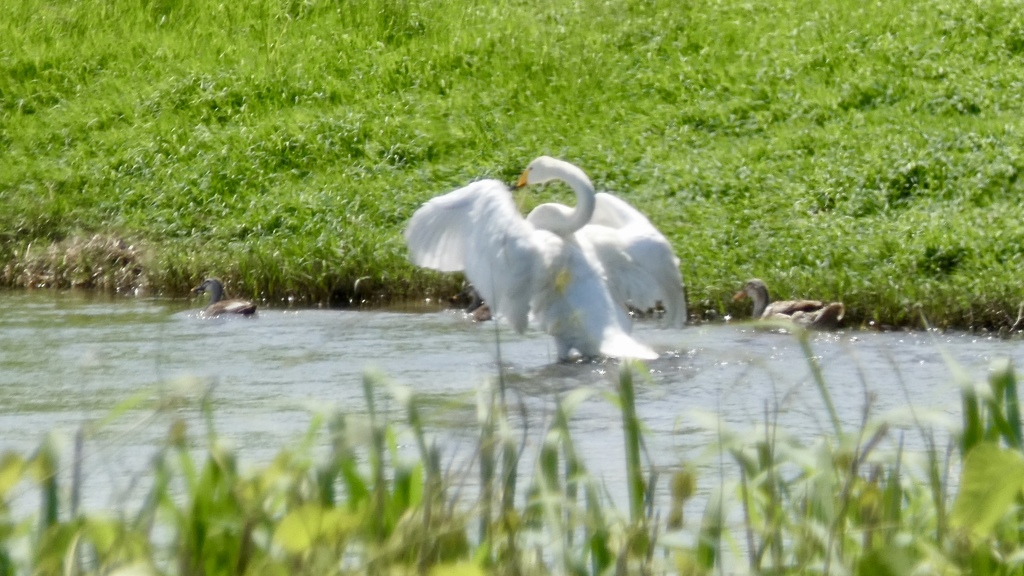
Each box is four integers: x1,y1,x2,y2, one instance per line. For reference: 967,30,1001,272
734,278,844,330
192,278,257,317
449,283,492,322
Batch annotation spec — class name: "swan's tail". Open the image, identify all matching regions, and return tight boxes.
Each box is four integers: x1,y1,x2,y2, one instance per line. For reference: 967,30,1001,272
600,332,659,361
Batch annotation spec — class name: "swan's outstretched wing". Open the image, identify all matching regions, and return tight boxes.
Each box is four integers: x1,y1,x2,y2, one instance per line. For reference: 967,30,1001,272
577,193,686,327
404,179,541,333
403,180,482,272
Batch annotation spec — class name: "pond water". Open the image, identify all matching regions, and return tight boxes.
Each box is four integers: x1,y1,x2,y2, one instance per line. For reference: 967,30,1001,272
1,290,1021,527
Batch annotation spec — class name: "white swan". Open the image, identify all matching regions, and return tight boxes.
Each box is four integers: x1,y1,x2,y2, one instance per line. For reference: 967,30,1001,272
403,175,657,361
516,157,687,327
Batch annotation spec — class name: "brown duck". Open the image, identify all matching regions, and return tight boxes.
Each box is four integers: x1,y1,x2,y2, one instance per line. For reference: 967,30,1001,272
192,278,257,317
448,283,492,322
733,278,844,329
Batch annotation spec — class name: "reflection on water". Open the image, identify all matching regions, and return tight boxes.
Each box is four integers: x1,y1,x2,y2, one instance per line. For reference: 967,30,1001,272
1,290,1021,520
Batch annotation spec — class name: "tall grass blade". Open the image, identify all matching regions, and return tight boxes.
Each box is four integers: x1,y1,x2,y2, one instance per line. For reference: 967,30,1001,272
990,359,1021,450
556,411,580,549
536,429,571,574
316,412,346,507
736,460,757,571
31,437,60,533
798,332,842,437
133,444,174,536
957,372,984,455
477,384,497,549
696,486,724,571
587,497,613,574
70,428,83,519
500,397,522,515
489,314,521,517
763,400,783,572
362,372,389,541
402,387,442,502
553,389,603,570
883,433,904,541
618,362,645,524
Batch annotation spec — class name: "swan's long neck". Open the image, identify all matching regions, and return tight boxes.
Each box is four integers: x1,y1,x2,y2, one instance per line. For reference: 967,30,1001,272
560,167,596,234
521,157,597,236
529,163,596,236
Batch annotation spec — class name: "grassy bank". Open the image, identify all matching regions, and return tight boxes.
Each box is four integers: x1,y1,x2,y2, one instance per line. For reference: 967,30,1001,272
2,0,1023,328
1,341,1023,574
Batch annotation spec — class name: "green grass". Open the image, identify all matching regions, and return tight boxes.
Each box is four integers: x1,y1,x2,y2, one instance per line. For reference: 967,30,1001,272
2,340,1024,574
1,0,1023,327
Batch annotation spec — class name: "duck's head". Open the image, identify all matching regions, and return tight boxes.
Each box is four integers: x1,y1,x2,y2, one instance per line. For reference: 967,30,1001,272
192,278,225,302
733,278,769,302
192,278,217,294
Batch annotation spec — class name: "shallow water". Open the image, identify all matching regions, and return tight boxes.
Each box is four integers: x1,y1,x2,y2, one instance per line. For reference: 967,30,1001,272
1,290,1021,525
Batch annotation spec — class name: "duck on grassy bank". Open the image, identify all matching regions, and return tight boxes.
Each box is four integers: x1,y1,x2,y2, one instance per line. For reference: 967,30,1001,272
733,278,844,330
192,278,257,317
404,157,657,361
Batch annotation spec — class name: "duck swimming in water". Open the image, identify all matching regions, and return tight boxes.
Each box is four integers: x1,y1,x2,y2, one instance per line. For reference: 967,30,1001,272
448,283,492,322
192,278,257,317
734,278,844,330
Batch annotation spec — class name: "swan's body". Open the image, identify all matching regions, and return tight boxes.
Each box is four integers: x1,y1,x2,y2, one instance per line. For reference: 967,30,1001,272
734,278,844,330
517,157,687,327
192,278,257,317
404,175,657,361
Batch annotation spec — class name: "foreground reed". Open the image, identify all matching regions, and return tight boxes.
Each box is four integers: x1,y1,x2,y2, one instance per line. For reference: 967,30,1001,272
0,331,1021,574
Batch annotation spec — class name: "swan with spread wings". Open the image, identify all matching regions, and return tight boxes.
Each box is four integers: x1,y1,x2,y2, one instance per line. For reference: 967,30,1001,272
403,160,657,361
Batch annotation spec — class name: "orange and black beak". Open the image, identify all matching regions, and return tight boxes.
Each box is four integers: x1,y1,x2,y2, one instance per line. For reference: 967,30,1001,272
514,169,530,189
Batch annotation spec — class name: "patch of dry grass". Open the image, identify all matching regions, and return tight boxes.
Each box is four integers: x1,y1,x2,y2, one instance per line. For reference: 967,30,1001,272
3,234,147,293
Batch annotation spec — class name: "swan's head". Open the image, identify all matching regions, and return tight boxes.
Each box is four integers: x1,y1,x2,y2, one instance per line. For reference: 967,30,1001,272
515,156,591,189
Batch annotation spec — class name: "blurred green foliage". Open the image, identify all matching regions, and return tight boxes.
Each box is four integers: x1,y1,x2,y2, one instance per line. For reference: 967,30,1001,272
1,346,1023,573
